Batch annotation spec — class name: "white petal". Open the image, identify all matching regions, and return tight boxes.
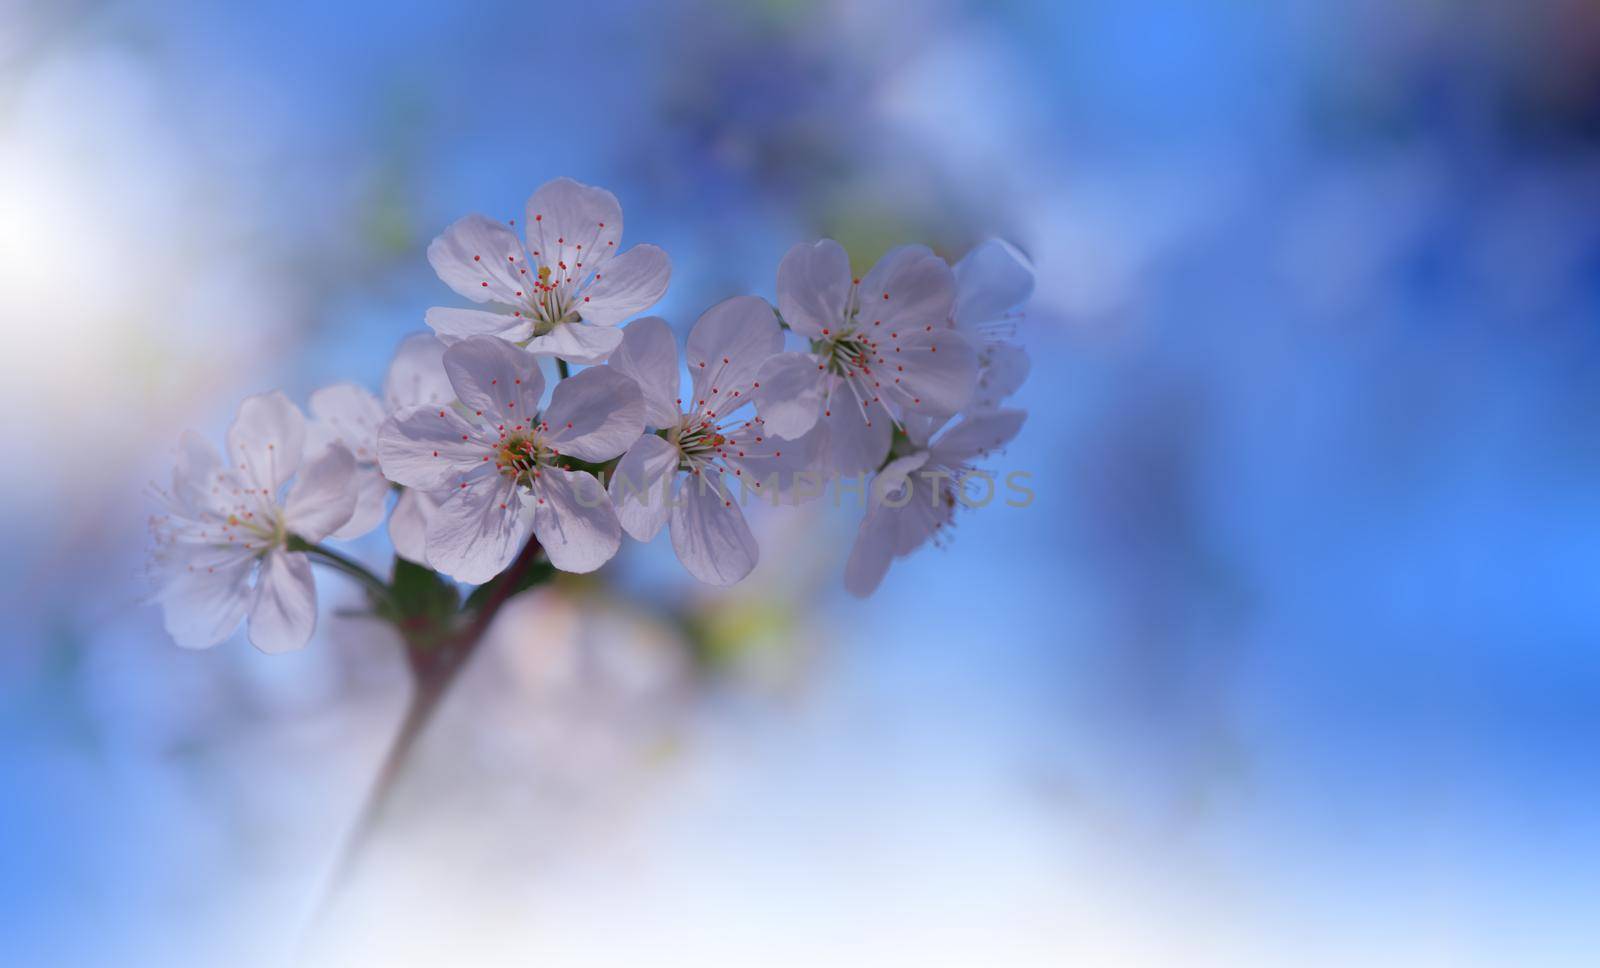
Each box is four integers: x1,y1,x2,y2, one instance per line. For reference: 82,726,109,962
378,405,489,491
331,467,391,541
285,443,360,542
607,316,681,428
930,408,1026,464
719,416,819,500
170,430,223,513
843,511,895,597
870,452,930,510
776,239,851,339
670,469,758,586
880,327,977,418
976,342,1030,406
426,471,533,584
607,434,679,542
309,382,385,461
443,336,544,425
388,488,439,564
384,332,455,411
542,365,644,463
752,351,828,439
525,177,624,275
857,245,956,336
427,213,531,305
523,321,624,365
249,550,317,654
532,467,621,574
157,551,253,649
954,238,1034,328
227,391,305,494
425,306,535,345
578,244,671,326
686,295,782,415
813,392,892,477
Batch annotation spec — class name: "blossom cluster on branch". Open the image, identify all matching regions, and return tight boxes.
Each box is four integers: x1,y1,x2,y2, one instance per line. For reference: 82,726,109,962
149,178,1033,653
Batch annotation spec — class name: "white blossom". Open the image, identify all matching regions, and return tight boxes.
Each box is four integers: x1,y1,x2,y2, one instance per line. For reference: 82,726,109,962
149,392,361,652
843,408,1026,597
424,177,671,365
378,337,643,582
606,300,815,585
752,240,978,475
308,333,454,559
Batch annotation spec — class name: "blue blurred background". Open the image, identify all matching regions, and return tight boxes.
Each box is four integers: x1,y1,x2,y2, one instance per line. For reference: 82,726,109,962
3,0,1600,964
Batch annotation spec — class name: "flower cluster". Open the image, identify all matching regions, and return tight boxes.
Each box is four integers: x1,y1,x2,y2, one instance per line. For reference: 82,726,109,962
149,178,1033,651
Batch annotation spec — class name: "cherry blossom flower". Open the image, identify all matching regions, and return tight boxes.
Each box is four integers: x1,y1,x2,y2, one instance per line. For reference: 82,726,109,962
605,300,815,585
149,392,361,652
424,178,671,365
378,337,644,582
752,240,978,475
308,333,454,558
843,408,1026,597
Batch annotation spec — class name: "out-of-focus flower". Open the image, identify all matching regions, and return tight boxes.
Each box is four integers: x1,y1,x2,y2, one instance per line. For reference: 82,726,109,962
424,177,671,365
308,333,453,558
843,408,1025,597
606,301,816,586
378,337,643,581
149,393,364,652
753,240,977,475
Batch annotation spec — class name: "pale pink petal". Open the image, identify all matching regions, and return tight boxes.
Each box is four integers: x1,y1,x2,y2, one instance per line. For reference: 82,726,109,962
388,487,439,564
427,213,531,305
531,467,621,574
686,295,782,415
157,551,254,649
813,390,892,477
752,351,828,439
670,469,758,586
975,342,1030,407
378,405,488,491
331,467,391,541
523,321,624,365
248,549,317,654
525,177,624,275
607,316,681,428
426,472,532,584
226,391,305,494
384,333,454,412
857,245,956,336
542,366,643,463
880,327,977,418
954,238,1034,329
719,416,818,500
578,244,671,326
930,408,1027,464
284,443,359,542
776,239,852,339
442,336,544,425
843,512,895,597
309,382,385,462
424,306,535,345
607,434,679,542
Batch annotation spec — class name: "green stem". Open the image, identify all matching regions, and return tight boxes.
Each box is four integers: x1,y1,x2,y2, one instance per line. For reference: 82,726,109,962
288,537,395,610
556,358,571,380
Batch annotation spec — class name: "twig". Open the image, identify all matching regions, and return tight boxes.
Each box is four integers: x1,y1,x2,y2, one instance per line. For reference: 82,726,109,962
300,536,546,954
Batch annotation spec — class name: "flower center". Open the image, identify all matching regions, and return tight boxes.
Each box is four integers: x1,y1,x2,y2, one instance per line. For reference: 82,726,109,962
495,432,551,487
674,415,732,471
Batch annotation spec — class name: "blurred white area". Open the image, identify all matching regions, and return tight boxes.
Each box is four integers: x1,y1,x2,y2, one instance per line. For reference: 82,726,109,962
0,42,299,524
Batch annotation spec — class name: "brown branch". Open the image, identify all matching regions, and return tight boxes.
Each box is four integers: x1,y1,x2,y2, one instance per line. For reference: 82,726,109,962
301,535,546,953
